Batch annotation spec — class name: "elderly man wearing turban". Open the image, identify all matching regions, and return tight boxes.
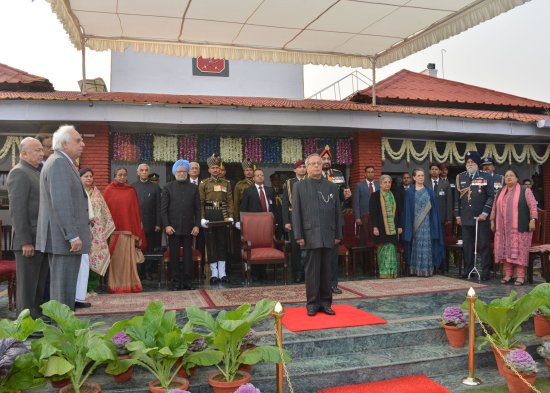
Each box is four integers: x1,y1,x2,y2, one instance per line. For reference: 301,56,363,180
161,160,200,290
455,150,494,281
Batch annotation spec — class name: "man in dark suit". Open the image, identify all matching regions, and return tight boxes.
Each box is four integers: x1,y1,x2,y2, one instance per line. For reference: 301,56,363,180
426,163,452,226
161,160,200,290
7,137,48,319
36,125,91,310
353,165,378,245
292,154,343,317
455,151,494,281
132,163,162,279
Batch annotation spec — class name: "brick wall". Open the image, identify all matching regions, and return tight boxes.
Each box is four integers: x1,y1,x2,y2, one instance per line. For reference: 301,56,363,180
78,124,111,191
543,160,550,243
349,131,382,189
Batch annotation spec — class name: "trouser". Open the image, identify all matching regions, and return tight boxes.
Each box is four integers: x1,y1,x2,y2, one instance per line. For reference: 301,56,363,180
462,220,491,276
288,229,304,278
205,224,230,278
330,243,339,288
49,253,81,311
503,262,526,279
168,234,193,287
15,250,48,319
304,247,333,310
75,254,89,302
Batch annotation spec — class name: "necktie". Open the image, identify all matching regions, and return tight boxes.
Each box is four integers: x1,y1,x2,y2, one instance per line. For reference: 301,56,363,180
368,182,374,194
259,186,267,212
433,180,438,192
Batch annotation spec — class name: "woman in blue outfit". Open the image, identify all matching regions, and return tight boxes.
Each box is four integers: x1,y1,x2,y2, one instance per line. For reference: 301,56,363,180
403,168,445,276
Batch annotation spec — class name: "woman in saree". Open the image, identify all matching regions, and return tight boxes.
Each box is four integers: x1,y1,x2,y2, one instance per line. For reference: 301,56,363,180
103,167,146,293
491,169,538,286
403,168,445,276
75,168,115,304
369,174,403,278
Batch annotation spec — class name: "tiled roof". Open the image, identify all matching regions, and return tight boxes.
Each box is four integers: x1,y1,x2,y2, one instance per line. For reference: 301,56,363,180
351,69,550,111
0,90,548,124
0,63,54,92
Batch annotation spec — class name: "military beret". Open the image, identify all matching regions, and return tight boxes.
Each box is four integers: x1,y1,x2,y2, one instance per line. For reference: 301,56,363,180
293,159,305,169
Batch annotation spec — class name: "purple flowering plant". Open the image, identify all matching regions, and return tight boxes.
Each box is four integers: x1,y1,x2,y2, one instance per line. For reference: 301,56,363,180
505,350,538,375
441,306,467,328
112,331,131,354
235,383,261,393
241,329,259,349
537,339,550,360
188,337,207,352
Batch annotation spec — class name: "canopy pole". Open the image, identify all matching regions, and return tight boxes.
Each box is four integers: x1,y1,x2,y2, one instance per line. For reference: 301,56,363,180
371,57,377,105
81,37,87,95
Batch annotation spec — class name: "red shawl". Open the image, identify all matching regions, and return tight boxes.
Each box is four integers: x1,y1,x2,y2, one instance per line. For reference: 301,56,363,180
103,181,146,251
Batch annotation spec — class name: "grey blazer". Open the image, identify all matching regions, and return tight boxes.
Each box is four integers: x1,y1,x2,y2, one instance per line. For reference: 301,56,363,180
36,151,91,255
7,160,41,250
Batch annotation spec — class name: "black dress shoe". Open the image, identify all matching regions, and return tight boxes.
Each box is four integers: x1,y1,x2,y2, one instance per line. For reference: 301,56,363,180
294,276,302,283
183,283,196,290
75,301,91,308
220,276,229,283
331,286,342,295
320,306,336,316
307,307,318,317
210,277,220,285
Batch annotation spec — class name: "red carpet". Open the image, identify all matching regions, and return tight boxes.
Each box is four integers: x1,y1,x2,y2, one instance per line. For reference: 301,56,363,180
281,304,386,332
318,375,451,393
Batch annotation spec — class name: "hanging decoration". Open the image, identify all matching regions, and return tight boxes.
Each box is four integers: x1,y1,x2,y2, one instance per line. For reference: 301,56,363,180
303,138,319,158
0,136,22,166
262,137,281,164
220,137,243,163
135,133,153,162
179,135,197,162
112,133,138,162
153,135,178,162
244,137,262,162
382,138,550,165
281,138,302,164
336,139,353,164
199,136,219,162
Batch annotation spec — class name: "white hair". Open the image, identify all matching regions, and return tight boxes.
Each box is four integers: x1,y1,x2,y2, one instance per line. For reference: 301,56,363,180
52,125,76,150
137,163,150,172
19,137,39,153
379,174,392,183
305,153,320,166
189,161,200,169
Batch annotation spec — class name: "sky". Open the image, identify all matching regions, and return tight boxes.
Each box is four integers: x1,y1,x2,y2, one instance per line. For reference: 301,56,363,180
1,0,549,103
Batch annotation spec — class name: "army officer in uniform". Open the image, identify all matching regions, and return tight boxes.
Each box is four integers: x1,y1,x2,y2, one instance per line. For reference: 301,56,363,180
455,151,494,281
199,153,234,284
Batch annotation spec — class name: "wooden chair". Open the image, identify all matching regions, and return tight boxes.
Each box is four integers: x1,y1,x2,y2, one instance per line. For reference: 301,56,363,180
339,210,362,279
161,238,203,288
0,223,16,311
528,209,547,284
444,221,464,275
353,213,378,277
240,212,288,286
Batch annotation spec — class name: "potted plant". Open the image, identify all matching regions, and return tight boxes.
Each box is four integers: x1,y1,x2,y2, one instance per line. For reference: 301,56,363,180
106,331,134,382
106,301,217,393
31,300,117,393
533,305,550,337
239,329,260,372
502,349,538,393
176,336,207,378
0,309,46,341
537,339,550,372
463,283,550,375
186,299,292,393
0,338,46,392
441,306,467,347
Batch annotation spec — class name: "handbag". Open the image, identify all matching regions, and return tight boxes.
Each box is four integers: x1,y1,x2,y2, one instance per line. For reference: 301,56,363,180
135,248,145,264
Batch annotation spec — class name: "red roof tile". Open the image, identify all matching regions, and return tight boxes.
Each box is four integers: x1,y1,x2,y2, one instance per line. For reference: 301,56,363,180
0,90,548,124
351,69,550,111
0,63,54,92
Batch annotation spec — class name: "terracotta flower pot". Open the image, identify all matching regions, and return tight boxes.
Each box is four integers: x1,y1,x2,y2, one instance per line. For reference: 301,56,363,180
491,344,526,376
534,314,550,337
51,378,71,389
503,366,537,393
442,323,467,347
175,357,197,378
148,377,189,393
208,371,251,393
59,381,101,393
112,354,134,382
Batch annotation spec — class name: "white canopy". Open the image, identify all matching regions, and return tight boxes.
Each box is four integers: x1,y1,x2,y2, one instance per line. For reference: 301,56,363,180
48,0,529,68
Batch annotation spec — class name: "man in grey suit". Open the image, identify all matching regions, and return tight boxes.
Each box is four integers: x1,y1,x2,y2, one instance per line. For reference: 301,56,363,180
7,137,48,319
292,154,343,317
36,125,91,310
353,165,378,245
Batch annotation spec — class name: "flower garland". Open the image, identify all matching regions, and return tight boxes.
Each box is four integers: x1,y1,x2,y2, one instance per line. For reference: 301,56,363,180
262,137,280,164
244,137,262,162
336,139,352,164
281,138,302,164
179,135,197,162
135,133,153,162
153,135,178,162
303,138,319,158
112,133,138,162
199,136,219,162
220,137,243,163
0,136,22,166
382,138,550,165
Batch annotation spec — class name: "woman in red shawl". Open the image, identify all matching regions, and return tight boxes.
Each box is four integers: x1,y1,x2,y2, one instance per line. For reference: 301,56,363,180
103,167,146,293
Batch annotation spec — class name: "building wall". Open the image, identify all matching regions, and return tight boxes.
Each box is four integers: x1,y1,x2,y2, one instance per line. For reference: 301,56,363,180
79,124,111,191
111,50,304,98
350,131,382,189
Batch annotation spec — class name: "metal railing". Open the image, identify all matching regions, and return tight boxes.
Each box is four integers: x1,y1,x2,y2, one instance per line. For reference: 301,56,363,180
307,70,372,101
